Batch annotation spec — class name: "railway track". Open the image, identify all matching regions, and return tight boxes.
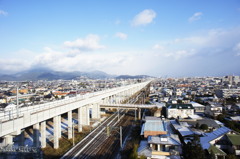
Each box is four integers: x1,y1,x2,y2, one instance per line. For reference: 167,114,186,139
61,110,126,159
61,88,147,159
94,112,134,159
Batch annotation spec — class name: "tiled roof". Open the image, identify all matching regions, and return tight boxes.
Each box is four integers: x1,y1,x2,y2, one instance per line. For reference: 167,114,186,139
178,127,194,137
143,119,166,132
187,119,220,128
137,140,151,157
148,135,181,145
200,127,231,149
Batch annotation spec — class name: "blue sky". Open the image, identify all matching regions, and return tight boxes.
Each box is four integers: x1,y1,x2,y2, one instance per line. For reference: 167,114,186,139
0,0,240,77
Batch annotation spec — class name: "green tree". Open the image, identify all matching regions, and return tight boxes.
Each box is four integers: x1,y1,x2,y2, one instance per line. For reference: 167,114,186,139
182,135,206,159
216,114,225,122
209,149,216,159
226,154,237,159
129,144,139,159
195,122,200,129
200,124,208,130
139,155,146,159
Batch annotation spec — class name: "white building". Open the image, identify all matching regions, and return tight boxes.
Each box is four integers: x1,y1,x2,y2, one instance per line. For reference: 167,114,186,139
166,104,194,119
215,88,240,98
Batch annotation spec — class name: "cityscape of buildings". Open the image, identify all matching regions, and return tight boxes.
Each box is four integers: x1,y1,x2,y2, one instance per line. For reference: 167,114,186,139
1,1,240,159
0,75,239,158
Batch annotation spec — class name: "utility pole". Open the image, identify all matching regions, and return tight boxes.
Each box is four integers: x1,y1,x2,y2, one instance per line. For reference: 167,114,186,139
106,126,110,137
106,126,123,149
134,105,137,121
118,106,120,122
120,126,122,148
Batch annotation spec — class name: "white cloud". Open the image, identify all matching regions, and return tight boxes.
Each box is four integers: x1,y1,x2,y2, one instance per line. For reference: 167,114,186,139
233,42,240,56
64,34,105,51
32,47,137,74
1,27,240,77
0,10,8,16
115,32,128,40
27,27,240,76
188,12,202,22
163,49,196,60
131,9,156,26
0,58,30,73
153,44,164,50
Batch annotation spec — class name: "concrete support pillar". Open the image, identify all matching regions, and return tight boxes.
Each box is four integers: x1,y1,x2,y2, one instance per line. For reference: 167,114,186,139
109,96,112,104
92,103,100,119
112,95,116,104
82,105,90,125
19,130,25,146
40,121,46,148
4,135,13,146
104,97,107,104
58,115,61,138
53,116,59,149
97,103,100,119
116,94,120,104
33,123,40,147
119,93,122,103
157,144,160,151
86,105,90,125
78,107,82,132
68,111,72,139
106,97,109,104
138,108,141,119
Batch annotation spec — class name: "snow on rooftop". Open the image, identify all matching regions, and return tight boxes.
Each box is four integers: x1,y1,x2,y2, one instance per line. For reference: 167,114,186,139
214,120,224,125
230,116,240,121
189,114,203,120
190,101,205,107
178,127,194,136
148,135,181,145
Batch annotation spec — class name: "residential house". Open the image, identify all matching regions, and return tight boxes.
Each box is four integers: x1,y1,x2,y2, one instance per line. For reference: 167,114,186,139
141,116,167,138
138,117,182,159
200,127,233,159
170,120,201,143
226,134,240,156
205,102,223,117
166,104,194,119
138,134,182,159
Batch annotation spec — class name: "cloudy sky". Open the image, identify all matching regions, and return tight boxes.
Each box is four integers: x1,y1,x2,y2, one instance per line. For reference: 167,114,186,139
0,0,240,77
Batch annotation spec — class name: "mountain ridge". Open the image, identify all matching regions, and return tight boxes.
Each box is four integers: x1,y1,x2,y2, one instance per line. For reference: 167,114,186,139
0,69,151,81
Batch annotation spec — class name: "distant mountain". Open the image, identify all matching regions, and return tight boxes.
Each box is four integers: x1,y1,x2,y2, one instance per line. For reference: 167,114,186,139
0,68,150,81
0,69,115,81
116,75,152,79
